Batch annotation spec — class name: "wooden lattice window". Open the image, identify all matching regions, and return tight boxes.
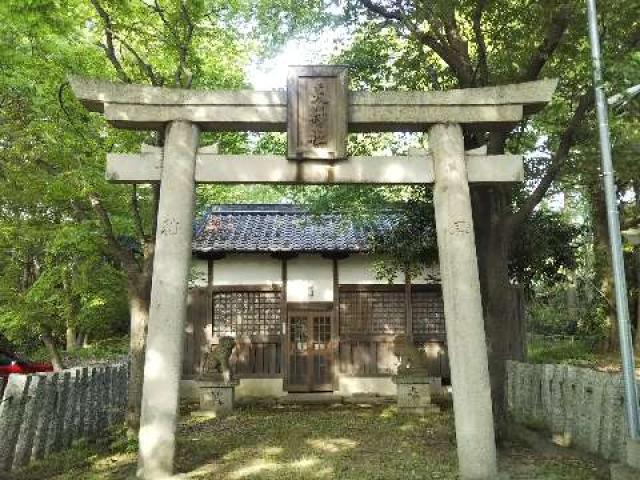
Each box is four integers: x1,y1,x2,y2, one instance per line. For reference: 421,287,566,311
213,289,282,337
411,290,445,336
339,288,406,335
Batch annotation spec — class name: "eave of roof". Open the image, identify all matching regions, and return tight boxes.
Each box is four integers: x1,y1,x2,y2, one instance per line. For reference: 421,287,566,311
192,204,385,255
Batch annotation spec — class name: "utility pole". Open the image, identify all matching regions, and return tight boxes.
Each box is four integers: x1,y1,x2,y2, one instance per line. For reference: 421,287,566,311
586,0,640,440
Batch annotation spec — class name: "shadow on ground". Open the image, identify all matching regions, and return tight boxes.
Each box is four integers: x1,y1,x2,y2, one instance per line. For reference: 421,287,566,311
10,404,607,480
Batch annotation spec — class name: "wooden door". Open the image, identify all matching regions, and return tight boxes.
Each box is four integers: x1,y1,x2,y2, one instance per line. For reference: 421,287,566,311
287,311,333,392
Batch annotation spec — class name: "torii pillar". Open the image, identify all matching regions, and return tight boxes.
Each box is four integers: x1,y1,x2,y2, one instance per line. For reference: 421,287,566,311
69,71,557,480
137,121,200,478
431,124,497,478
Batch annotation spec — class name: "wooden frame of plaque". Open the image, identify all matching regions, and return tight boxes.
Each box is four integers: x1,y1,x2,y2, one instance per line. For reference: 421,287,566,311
287,65,348,161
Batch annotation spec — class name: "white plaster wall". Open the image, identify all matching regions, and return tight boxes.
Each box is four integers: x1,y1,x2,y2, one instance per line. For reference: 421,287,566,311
287,254,333,302
235,378,286,399
338,255,401,285
338,255,440,285
192,252,440,295
412,264,441,284
190,259,209,288
337,376,397,397
212,254,282,286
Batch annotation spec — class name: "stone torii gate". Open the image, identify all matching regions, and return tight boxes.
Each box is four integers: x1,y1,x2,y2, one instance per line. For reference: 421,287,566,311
70,67,556,480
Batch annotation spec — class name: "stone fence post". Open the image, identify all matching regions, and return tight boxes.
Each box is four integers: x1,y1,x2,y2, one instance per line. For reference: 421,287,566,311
0,361,129,474
507,361,635,462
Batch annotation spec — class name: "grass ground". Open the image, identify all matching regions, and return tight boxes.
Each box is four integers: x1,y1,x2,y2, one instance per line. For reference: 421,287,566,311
10,403,607,480
527,337,640,376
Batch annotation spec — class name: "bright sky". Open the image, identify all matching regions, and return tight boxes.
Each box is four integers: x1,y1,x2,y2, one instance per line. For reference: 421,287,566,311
246,28,348,90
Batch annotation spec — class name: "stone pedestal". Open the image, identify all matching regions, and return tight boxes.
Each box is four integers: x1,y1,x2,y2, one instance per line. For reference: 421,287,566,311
394,375,439,415
193,381,238,418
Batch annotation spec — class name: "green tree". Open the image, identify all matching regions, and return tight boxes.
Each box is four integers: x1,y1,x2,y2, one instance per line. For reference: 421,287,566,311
0,0,335,434
313,0,640,429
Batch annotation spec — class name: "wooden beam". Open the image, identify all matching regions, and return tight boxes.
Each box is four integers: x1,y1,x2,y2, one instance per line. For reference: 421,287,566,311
281,258,288,388
405,271,413,343
211,284,282,292
106,151,524,185
332,258,340,391
207,259,214,291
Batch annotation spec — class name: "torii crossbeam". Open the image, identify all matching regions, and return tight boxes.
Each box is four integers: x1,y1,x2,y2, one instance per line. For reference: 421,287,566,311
70,71,556,480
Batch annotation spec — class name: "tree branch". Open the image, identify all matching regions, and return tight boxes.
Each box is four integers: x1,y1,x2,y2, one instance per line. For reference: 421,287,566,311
360,0,403,20
116,35,162,86
414,29,475,87
89,0,131,83
507,91,594,231
361,1,475,86
88,192,141,274
175,0,195,88
472,0,489,85
151,0,171,28
521,4,573,81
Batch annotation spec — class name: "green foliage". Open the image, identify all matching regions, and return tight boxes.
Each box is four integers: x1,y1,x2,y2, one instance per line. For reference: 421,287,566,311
527,288,607,339
1,0,639,363
0,223,128,353
65,337,130,364
511,209,583,287
28,336,130,364
527,337,599,366
369,189,438,281
0,0,299,359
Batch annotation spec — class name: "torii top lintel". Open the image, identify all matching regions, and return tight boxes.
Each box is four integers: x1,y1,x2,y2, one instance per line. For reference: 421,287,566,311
68,75,557,134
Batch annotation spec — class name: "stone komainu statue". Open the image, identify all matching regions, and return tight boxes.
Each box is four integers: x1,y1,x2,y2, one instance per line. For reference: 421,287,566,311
393,334,429,375
200,336,236,382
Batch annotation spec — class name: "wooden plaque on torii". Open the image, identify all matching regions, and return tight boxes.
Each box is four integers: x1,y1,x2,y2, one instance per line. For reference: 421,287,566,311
287,65,348,161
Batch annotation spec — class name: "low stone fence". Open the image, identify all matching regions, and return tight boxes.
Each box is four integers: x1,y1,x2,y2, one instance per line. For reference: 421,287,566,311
0,362,128,473
506,361,637,461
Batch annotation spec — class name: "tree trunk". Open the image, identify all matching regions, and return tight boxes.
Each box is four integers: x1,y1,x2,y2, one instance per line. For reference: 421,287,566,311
465,131,526,439
75,332,86,348
66,323,77,351
0,333,17,358
126,275,151,437
590,183,617,351
41,333,64,371
471,185,525,439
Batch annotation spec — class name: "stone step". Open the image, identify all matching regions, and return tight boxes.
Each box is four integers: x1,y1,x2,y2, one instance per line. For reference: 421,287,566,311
277,393,344,405
343,395,395,405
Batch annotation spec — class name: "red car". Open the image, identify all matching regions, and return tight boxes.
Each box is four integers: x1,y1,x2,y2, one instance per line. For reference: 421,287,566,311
0,351,54,378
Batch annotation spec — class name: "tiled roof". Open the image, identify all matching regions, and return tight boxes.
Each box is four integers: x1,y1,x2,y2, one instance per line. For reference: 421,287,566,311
193,204,388,254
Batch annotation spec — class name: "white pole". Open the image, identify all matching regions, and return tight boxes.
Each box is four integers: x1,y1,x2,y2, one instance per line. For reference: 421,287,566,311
586,0,640,440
